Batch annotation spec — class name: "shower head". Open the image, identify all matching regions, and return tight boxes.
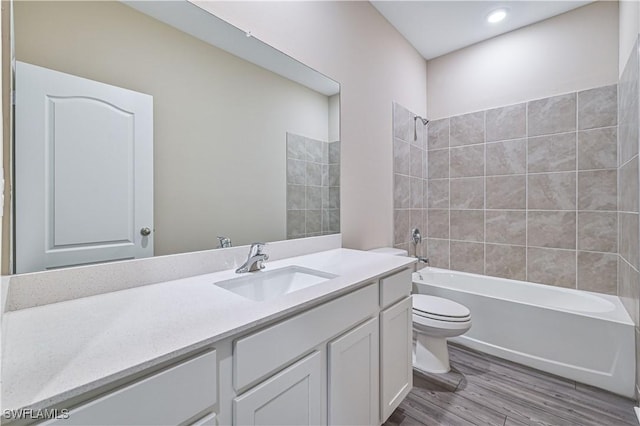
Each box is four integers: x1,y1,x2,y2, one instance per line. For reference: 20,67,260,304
413,115,429,140
414,116,429,126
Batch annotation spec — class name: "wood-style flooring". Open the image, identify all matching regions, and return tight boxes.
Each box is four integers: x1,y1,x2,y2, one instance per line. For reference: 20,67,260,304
384,343,638,426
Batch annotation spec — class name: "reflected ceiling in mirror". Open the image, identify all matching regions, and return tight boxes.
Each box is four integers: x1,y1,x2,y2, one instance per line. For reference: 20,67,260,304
12,1,340,273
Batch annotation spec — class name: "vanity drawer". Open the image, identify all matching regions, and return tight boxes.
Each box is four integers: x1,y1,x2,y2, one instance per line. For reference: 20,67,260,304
380,268,412,308
234,283,378,391
44,350,217,425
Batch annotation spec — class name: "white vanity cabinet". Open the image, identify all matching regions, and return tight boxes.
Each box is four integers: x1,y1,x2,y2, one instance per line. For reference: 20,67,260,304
42,349,218,426
29,265,414,426
328,317,379,425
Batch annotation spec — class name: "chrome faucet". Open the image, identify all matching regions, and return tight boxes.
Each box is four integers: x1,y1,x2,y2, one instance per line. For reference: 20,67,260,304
235,243,269,273
217,236,232,248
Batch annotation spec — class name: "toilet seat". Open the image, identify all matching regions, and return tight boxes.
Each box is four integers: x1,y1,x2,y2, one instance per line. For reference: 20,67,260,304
412,294,470,322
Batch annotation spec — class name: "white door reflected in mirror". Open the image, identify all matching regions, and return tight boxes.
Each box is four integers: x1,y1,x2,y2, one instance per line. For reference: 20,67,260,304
15,62,154,273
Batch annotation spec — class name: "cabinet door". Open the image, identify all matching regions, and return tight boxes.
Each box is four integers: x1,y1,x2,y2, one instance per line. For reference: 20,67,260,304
328,317,379,426
380,297,413,422
234,351,322,425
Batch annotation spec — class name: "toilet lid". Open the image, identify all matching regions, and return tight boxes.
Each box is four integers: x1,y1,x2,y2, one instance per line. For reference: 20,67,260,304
413,294,470,318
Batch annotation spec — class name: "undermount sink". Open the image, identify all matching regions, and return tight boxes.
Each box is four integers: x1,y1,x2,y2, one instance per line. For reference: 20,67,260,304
214,266,338,301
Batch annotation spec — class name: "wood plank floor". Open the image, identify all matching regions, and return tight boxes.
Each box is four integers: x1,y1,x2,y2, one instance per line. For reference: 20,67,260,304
384,343,638,426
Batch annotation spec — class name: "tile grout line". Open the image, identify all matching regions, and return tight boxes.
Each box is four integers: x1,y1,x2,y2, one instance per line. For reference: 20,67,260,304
525,100,529,282
576,91,579,290
484,110,487,276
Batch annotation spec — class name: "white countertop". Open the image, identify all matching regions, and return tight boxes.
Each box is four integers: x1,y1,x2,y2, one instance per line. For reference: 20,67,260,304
2,248,415,412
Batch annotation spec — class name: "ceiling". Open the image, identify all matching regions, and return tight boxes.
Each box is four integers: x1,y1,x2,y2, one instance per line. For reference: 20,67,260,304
371,1,595,60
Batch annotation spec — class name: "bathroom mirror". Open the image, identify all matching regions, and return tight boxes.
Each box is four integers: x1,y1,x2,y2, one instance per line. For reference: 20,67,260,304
9,0,340,273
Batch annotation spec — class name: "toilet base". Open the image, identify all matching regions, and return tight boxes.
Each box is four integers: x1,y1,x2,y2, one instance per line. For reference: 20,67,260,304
412,331,451,373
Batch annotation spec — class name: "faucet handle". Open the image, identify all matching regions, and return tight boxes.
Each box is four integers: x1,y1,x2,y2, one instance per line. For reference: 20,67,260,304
250,242,267,254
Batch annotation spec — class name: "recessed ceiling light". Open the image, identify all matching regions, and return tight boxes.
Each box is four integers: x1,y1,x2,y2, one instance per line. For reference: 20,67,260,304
487,8,507,24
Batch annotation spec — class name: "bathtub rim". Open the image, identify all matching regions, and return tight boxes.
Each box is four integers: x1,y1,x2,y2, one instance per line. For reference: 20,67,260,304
414,266,634,326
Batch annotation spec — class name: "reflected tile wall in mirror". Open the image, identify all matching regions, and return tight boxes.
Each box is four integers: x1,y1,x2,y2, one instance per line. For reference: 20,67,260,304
286,133,340,239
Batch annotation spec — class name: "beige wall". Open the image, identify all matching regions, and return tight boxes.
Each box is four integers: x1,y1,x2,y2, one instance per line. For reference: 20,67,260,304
192,1,428,250
14,1,332,255
427,1,619,119
620,0,640,76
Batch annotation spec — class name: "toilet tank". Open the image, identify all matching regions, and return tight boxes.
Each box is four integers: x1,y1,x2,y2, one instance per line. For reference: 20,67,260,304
368,247,408,257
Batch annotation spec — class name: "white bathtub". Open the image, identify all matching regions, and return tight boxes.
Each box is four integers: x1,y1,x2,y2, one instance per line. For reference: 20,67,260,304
413,267,636,397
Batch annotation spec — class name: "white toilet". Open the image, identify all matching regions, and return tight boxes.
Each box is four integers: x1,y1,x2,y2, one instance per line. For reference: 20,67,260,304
412,294,471,373
369,247,472,374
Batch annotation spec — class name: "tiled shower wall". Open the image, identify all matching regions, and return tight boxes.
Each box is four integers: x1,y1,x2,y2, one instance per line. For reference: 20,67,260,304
392,103,428,257
286,133,340,239
394,84,620,295
618,38,640,401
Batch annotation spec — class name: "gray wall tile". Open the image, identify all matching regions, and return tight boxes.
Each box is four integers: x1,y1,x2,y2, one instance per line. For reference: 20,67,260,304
486,210,526,246
428,118,450,150
528,172,576,210
486,139,526,175
287,159,306,185
486,103,526,142
619,258,640,325
393,138,410,175
394,174,411,208
329,141,340,164
394,209,410,244
427,238,449,269
428,149,449,179
450,144,485,177
329,187,340,209
410,177,424,208
578,170,617,211
578,127,617,170
620,212,639,270
306,162,322,186
527,247,576,288
486,175,526,210
450,210,484,242
328,209,340,232
287,210,305,237
328,164,340,186
528,133,576,173
306,210,321,234
410,145,424,178
306,139,324,163
619,43,639,165
528,93,577,136
577,212,617,253
578,85,617,130
428,179,449,209
528,211,576,249
486,244,526,280
450,177,484,209
286,133,306,160
450,241,484,274
427,209,449,239
577,251,617,294
287,184,306,210
450,111,485,146
393,102,415,143
410,209,424,236
620,157,639,213
306,186,322,210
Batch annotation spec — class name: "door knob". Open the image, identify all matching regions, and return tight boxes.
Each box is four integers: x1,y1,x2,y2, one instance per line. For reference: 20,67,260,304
140,227,152,236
